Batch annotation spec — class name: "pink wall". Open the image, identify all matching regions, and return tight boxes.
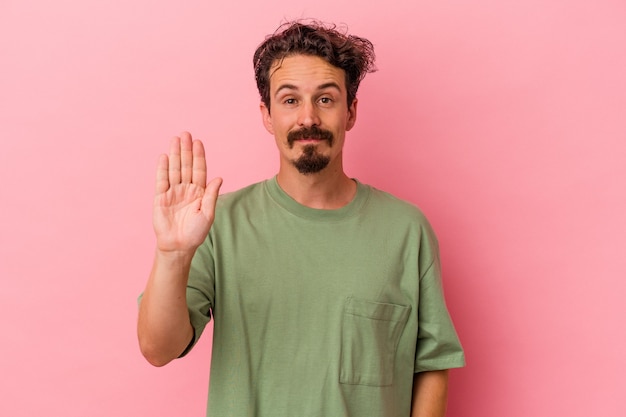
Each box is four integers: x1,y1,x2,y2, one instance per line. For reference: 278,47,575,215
1,1,624,416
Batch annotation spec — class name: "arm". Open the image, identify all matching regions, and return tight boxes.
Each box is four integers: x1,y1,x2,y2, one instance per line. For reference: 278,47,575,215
137,132,222,367
411,370,449,417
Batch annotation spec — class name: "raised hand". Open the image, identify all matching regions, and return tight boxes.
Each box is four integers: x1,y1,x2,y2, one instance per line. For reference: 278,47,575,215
153,132,222,253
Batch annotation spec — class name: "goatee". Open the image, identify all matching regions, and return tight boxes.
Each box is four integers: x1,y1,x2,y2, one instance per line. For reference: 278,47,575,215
287,126,334,174
293,144,331,174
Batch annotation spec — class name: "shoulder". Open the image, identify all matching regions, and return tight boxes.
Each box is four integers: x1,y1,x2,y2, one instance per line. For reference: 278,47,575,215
359,182,439,248
211,179,278,227
215,180,267,208
361,182,431,225
359,182,441,269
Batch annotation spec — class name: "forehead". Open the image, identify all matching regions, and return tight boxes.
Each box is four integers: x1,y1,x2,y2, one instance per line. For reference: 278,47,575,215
269,55,346,92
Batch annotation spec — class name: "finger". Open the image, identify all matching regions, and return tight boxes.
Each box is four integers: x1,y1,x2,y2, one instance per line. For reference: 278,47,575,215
168,136,182,184
155,154,169,194
201,177,223,221
192,139,207,187
180,132,193,183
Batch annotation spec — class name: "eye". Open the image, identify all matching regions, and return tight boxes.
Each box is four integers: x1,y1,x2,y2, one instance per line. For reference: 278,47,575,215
284,98,297,105
319,97,333,105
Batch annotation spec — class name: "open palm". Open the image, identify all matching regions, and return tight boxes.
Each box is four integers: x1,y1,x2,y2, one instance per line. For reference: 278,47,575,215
153,132,222,253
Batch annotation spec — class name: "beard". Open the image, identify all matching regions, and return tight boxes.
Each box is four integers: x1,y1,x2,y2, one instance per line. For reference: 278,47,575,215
287,126,334,174
293,144,331,174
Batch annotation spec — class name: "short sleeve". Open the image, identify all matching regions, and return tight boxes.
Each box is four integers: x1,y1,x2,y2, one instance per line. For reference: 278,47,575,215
414,254,465,372
181,236,216,356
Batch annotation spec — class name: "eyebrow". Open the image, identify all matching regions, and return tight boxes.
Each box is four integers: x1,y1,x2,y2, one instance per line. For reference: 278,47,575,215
274,82,343,97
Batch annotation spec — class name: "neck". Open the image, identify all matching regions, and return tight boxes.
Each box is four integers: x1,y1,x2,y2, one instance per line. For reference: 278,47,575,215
276,160,356,209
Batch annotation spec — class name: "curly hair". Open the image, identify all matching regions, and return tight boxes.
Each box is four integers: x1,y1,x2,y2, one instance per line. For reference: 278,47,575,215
253,20,376,112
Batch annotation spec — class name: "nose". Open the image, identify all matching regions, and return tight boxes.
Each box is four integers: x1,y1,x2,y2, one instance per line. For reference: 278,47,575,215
297,101,320,127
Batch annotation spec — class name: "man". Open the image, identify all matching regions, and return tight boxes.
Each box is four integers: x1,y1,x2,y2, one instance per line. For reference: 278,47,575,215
138,21,464,416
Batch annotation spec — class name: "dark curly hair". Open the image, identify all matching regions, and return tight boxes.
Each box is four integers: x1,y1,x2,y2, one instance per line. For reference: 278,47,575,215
253,20,376,112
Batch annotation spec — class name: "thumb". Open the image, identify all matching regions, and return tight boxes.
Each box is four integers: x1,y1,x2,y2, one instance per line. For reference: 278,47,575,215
201,177,223,220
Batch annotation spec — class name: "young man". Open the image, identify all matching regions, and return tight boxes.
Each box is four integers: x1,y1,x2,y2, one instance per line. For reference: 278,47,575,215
138,21,464,417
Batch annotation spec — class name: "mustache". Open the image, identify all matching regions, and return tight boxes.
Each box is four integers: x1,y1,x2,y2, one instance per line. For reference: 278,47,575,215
287,126,334,145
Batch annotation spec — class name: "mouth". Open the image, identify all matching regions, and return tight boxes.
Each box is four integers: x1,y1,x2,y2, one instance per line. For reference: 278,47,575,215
295,138,325,144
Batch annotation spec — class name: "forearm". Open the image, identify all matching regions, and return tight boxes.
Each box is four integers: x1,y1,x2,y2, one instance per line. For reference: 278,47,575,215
137,249,196,366
411,370,449,417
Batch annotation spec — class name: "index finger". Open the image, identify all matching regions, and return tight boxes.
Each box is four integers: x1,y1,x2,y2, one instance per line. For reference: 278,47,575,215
192,139,207,187
168,136,182,185
155,154,169,194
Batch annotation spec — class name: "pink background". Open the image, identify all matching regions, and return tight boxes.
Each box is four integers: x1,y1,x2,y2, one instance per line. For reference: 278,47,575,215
1,0,624,416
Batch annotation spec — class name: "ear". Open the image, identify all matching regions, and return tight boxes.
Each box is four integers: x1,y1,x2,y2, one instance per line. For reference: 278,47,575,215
260,102,274,135
346,98,358,131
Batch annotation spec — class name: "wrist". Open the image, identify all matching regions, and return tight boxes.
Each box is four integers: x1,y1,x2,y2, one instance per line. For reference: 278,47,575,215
154,247,197,266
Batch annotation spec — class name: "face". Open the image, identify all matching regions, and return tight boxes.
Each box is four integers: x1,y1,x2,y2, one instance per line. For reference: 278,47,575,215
260,54,358,175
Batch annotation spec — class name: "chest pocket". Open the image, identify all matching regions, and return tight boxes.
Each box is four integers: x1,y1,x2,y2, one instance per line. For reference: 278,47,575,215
339,297,411,386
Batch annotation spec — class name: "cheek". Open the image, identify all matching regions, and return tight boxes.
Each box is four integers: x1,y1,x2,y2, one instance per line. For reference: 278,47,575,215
270,114,290,131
